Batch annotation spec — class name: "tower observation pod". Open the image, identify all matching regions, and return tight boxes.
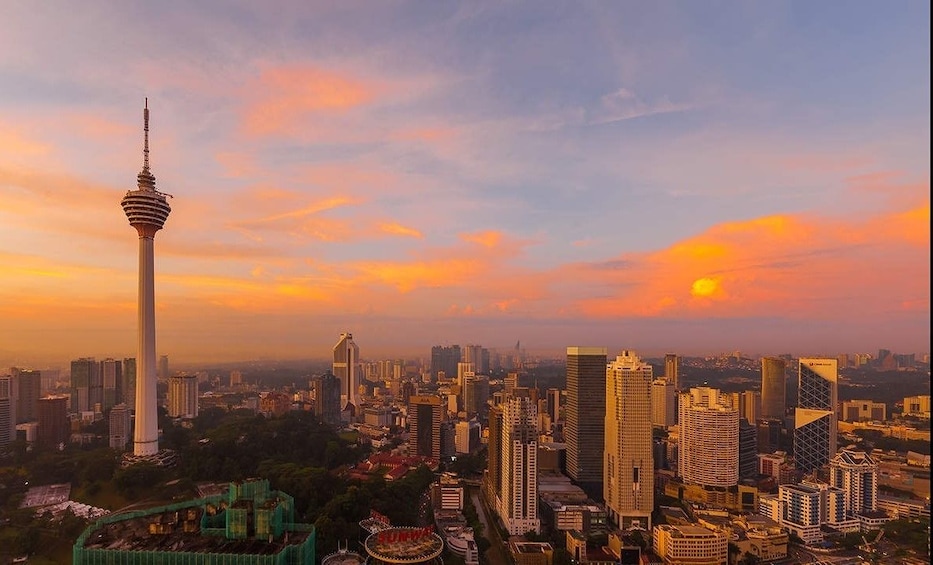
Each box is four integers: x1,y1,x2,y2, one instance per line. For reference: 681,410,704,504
121,99,171,457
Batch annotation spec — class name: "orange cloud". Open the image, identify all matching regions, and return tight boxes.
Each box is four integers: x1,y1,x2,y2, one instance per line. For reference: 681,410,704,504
460,230,502,248
242,65,375,136
0,127,49,157
380,222,423,239
572,197,930,320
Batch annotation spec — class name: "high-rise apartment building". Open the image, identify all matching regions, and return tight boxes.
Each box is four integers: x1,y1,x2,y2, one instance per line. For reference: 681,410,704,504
651,378,676,429
37,395,69,449
310,372,341,428
829,449,878,515
431,345,461,382
100,358,122,410
0,375,14,452
504,372,519,396
333,332,361,413
499,391,540,535
167,374,198,418
761,357,786,419
109,403,131,451
566,346,607,500
121,101,171,458
457,362,475,386
463,344,486,374
122,358,136,412
664,354,679,390
774,482,848,544
484,404,505,506
795,358,838,474
679,386,739,488
71,358,98,414
604,350,653,529
409,395,442,459
12,368,41,423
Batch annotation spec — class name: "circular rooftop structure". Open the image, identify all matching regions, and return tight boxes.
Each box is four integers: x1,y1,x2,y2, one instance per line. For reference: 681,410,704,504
363,527,444,565
321,549,366,565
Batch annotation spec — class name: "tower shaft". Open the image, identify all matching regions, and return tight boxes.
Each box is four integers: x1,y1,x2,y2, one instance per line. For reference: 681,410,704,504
133,235,159,456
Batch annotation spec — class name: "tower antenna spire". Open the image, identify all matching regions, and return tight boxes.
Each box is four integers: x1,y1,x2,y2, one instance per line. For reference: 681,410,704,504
143,97,150,171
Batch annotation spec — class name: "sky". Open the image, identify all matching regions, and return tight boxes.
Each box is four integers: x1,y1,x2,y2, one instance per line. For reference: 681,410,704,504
0,1,929,365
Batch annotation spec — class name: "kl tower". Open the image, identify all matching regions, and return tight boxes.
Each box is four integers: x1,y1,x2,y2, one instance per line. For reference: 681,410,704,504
122,99,172,458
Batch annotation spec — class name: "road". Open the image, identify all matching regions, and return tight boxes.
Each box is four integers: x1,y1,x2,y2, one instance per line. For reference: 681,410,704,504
469,487,510,565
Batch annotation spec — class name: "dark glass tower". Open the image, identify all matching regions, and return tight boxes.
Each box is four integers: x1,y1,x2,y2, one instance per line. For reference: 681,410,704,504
565,346,607,500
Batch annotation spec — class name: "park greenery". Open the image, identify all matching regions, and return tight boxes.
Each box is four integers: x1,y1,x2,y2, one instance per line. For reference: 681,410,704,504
0,408,436,561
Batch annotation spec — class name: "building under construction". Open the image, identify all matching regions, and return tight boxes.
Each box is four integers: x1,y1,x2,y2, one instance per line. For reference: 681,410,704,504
73,479,315,565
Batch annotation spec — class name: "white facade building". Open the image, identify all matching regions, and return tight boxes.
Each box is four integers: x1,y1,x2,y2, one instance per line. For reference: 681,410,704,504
679,387,739,488
830,449,878,515
499,394,540,535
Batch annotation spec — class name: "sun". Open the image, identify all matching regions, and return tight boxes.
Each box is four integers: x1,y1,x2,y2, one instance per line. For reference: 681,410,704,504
691,277,720,298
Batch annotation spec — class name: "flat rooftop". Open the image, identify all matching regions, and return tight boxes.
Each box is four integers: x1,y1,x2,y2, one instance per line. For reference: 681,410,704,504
20,483,71,508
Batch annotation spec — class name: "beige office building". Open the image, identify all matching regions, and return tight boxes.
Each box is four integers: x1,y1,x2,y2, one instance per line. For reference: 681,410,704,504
653,524,728,565
167,374,198,419
651,378,676,428
604,350,653,529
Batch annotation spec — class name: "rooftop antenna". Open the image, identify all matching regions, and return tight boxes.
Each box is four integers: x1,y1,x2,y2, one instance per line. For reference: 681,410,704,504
143,97,150,171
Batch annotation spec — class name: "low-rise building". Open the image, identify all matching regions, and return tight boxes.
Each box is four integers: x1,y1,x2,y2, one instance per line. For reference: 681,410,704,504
508,541,553,565
652,524,728,565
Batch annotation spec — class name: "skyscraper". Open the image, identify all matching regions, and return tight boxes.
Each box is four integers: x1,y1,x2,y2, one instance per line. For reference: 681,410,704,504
0,375,14,452
761,357,786,419
431,345,461,382
546,388,561,424
12,367,41,423
604,350,654,529
795,358,838,474
70,358,98,413
739,418,758,479
408,395,442,459
484,404,505,506
37,396,69,449
664,354,679,390
122,100,172,457
463,344,486,374
679,386,739,488
463,373,489,419
565,346,607,500
333,332,361,413
310,372,341,428
499,391,540,535
100,358,122,411
651,378,676,429
167,374,199,418
158,354,169,380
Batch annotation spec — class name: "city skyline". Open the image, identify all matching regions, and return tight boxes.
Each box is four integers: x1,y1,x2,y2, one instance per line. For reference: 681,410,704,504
0,2,929,363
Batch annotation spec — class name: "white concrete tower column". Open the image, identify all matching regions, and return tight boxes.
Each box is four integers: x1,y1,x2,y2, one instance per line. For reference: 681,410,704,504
121,99,172,457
